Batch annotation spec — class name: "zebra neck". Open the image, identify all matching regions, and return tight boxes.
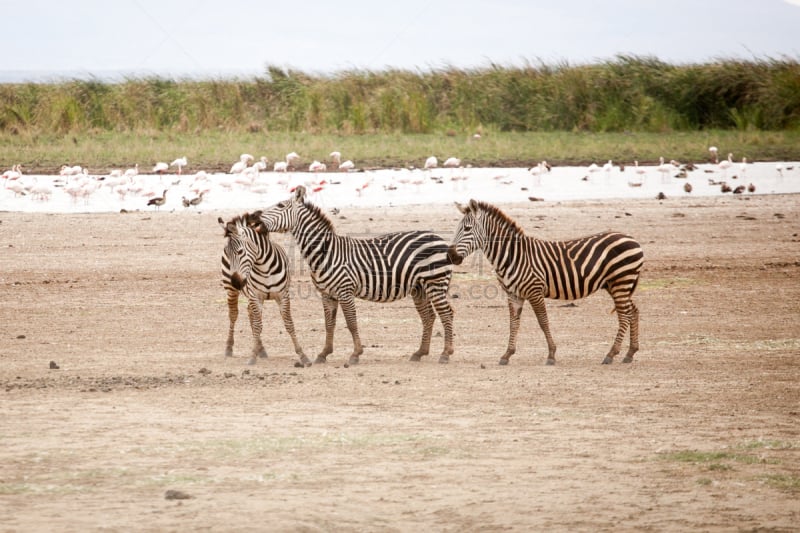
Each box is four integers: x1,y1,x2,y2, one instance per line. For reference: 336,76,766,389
482,227,528,274
291,207,336,268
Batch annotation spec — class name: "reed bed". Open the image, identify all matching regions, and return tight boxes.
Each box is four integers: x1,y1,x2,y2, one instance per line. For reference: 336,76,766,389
1,56,799,171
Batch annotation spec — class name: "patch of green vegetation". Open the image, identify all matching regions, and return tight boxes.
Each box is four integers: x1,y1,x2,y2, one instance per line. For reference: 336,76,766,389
658,449,774,470
761,474,800,492
738,439,796,451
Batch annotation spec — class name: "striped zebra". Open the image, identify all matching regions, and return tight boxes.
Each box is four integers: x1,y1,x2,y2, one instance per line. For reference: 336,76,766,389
447,199,643,365
246,185,454,365
219,214,310,367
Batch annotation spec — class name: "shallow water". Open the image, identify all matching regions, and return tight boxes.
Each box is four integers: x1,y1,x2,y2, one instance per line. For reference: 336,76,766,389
1,161,797,214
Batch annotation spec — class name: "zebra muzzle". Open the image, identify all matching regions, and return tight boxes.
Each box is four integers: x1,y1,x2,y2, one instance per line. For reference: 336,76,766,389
446,245,463,265
230,272,246,291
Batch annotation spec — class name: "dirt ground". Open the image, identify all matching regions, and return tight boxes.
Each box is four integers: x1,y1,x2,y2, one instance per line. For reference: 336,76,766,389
1,194,799,532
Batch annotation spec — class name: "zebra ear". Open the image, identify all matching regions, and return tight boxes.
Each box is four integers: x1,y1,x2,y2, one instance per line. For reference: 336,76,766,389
245,210,262,228
294,185,307,201
468,199,479,211
454,201,469,214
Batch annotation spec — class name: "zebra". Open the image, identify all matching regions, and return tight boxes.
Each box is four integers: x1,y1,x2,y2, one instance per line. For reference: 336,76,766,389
219,214,310,367
447,199,643,365
246,185,454,365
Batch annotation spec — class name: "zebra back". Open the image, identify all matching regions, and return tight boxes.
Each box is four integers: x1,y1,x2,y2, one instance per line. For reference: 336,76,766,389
252,186,452,302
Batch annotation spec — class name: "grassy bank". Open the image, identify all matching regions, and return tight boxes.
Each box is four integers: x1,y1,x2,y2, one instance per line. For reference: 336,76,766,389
2,129,799,174
2,56,800,173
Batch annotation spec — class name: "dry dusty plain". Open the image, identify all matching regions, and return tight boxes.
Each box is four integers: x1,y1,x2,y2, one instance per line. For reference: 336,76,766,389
1,193,799,531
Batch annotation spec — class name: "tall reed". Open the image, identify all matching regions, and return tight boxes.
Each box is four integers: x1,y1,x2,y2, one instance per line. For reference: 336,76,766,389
1,56,798,135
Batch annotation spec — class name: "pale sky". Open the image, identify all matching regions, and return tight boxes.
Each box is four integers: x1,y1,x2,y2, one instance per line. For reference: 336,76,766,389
2,0,799,80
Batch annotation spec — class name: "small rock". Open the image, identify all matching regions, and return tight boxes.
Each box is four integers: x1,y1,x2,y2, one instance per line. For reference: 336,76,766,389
16,334,26,339
164,489,192,500
198,368,211,375
49,361,60,370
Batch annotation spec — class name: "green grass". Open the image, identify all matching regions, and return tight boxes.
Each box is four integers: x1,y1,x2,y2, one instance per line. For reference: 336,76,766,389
3,129,800,174
761,474,800,492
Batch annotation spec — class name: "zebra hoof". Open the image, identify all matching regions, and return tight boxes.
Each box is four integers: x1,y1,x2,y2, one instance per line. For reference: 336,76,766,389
247,357,257,366
409,354,424,362
225,347,233,358
437,355,450,364
314,356,328,364
348,356,360,365
545,359,555,366
498,358,509,366
602,356,613,364
622,356,633,363
257,349,268,359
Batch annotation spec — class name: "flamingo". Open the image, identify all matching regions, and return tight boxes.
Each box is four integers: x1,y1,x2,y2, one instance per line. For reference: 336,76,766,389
2,164,22,183
153,162,169,174
657,157,672,182
273,161,288,172
443,157,461,168
739,156,748,177
718,152,733,178
329,151,342,166
630,161,647,186
253,156,268,172
708,146,719,163
124,164,139,178
309,160,327,172
424,156,438,169
339,160,355,171
285,152,301,169
776,162,784,177
603,159,614,176
170,156,187,175
586,162,600,179
529,162,545,185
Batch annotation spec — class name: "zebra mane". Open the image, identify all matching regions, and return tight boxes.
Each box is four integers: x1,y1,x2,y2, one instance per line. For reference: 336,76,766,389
471,200,525,236
300,198,337,233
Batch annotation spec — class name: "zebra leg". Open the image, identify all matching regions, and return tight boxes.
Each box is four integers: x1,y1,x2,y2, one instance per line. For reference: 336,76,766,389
603,294,632,364
338,295,364,365
530,294,557,365
429,289,455,364
246,296,268,365
499,295,524,365
275,291,311,367
316,295,338,364
622,301,639,363
410,289,435,362
225,288,239,357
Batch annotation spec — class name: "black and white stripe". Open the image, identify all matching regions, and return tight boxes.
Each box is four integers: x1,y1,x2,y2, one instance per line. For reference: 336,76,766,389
248,185,454,364
447,199,643,365
219,214,309,366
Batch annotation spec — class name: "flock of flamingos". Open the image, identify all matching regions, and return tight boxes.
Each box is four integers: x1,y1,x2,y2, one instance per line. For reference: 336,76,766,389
0,145,795,211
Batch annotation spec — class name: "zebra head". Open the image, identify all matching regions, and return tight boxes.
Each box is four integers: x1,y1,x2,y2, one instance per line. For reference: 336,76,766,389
257,185,306,232
219,215,258,291
447,200,486,265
